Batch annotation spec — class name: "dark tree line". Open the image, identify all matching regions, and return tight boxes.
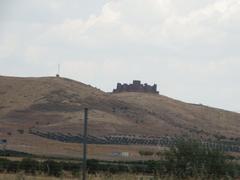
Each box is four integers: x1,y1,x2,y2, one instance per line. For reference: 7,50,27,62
0,139,239,178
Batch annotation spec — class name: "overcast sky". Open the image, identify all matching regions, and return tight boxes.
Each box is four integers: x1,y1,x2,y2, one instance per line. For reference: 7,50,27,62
0,0,240,112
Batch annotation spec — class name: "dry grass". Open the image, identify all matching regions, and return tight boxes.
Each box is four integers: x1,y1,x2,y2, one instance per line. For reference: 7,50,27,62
1,75,240,160
0,173,154,180
0,173,237,180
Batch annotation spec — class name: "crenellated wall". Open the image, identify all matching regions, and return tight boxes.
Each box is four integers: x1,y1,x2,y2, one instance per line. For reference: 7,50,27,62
113,80,159,94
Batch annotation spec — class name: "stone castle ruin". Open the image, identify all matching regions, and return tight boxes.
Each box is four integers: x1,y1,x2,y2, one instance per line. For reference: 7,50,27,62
113,80,159,94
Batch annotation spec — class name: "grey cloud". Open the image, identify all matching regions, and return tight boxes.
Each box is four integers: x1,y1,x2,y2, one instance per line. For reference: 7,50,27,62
0,0,108,23
0,0,240,111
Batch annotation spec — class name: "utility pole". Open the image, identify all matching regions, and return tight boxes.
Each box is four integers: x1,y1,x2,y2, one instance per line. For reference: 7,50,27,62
82,108,88,180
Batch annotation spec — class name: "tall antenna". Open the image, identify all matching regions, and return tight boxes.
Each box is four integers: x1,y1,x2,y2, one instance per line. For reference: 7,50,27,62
56,64,60,77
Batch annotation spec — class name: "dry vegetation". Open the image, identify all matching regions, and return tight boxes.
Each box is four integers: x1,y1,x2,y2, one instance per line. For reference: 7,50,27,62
0,173,154,180
0,173,237,180
0,173,150,180
0,75,240,159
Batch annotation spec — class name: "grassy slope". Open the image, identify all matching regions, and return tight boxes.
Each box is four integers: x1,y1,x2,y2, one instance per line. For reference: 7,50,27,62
0,75,239,158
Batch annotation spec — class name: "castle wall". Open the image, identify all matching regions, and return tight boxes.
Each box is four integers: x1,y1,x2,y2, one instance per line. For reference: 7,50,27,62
113,80,159,94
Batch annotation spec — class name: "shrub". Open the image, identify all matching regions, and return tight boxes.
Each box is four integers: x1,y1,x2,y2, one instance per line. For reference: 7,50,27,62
139,150,154,156
20,158,39,174
7,132,12,136
6,161,19,173
42,160,63,177
0,158,10,172
163,139,238,178
17,129,24,134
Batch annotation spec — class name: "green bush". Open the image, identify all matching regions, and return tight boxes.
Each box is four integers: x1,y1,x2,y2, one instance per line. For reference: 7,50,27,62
6,161,19,173
163,139,239,178
42,160,63,177
20,158,39,174
0,158,10,172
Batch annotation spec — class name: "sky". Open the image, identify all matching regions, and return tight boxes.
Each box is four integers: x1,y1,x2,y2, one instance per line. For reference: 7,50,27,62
0,0,240,112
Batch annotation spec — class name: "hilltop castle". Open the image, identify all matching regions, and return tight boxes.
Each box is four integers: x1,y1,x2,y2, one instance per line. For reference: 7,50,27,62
113,80,159,94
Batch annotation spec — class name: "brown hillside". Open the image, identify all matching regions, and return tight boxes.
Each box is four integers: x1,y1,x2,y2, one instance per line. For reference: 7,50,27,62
0,75,239,158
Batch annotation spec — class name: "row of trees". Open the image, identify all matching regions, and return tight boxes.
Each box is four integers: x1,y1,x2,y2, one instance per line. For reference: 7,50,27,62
158,139,240,178
0,158,66,177
0,139,239,178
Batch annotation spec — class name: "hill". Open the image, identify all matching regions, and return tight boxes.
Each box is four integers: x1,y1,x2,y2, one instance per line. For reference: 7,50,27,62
0,75,239,159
